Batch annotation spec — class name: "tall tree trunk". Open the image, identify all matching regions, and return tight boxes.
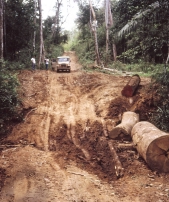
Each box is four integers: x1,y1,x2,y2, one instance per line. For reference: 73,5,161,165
42,40,45,61
0,0,3,60
105,0,117,62
93,25,100,65
33,0,37,54
105,28,109,64
38,0,44,68
3,1,6,58
52,0,62,37
105,0,111,55
165,44,169,64
105,0,112,63
89,0,100,66
112,43,117,61
106,28,109,53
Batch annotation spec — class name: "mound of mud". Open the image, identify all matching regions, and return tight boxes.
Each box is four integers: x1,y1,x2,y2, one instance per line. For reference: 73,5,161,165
49,119,118,181
106,96,131,119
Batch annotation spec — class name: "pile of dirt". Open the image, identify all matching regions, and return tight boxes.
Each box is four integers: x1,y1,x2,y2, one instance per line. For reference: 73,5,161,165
49,119,118,181
107,96,131,119
18,69,48,109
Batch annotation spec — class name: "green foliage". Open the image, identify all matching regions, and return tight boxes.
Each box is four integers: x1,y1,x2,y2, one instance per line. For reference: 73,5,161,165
72,4,105,64
76,4,91,30
4,0,34,60
125,62,157,73
6,61,25,71
63,38,74,51
0,68,21,135
112,0,169,64
150,104,169,132
149,71,169,132
73,39,95,64
15,47,33,68
43,16,54,40
117,46,141,64
50,45,64,59
107,60,125,70
0,59,24,71
107,60,162,76
71,24,95,63
43,16,68,51
151,70,169,85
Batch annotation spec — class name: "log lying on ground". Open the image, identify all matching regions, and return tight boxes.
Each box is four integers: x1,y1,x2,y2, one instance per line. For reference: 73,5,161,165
121,74,141,97
109,111,139,139
116,143,136,151
108,140,124,177
131,121,169,172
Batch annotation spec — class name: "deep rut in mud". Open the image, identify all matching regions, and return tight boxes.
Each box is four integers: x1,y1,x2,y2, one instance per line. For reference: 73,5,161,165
0,52,169,202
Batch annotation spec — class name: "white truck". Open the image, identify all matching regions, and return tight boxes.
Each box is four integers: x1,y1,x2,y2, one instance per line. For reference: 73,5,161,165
52,56,71,73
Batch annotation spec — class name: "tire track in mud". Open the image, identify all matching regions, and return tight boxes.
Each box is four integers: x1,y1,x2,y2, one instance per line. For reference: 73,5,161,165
6,70,123,180
35,71,51,151
2,60,166,202
26,71,52,151
46,72,122,181
48,72,98,126
47,72,97,162
5,71,52,150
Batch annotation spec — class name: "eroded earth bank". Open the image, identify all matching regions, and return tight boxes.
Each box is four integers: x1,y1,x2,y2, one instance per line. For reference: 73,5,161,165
0,52,169,202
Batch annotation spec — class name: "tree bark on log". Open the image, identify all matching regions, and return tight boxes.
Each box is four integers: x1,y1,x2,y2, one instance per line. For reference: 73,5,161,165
131,121,169,173
116,143,136,151
108,140,124,177
108,111,139,139
121,74,141,97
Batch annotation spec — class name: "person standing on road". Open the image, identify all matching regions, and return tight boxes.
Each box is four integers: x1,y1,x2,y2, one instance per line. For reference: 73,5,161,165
31,57,36,70
45,57,49,70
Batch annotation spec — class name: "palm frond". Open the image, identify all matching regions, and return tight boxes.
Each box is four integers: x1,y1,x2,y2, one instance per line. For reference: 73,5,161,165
117,1,159,39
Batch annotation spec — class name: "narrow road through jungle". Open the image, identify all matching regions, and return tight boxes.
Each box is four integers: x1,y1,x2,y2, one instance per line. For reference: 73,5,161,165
0,51,168,202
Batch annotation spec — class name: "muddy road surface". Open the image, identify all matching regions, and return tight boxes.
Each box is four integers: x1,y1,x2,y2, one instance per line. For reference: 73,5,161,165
0,51,169,202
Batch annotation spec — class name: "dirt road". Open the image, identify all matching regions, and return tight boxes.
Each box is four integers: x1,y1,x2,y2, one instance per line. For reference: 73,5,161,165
0,52,169,202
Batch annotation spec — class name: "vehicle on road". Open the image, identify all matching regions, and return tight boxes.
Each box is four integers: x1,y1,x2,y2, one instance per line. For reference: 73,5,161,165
52,56,71,73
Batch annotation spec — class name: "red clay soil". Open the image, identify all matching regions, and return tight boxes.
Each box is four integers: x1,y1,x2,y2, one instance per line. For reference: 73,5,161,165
0,51,168,202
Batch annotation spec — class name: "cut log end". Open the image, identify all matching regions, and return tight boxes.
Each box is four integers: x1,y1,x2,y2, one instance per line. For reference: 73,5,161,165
121,86,135,97
121,74,140,97
146,136,169,172
109,127,128,139
109,112,139,140
132,121,169,173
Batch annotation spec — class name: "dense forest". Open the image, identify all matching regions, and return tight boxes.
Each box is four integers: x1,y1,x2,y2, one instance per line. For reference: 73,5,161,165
0,0,169,135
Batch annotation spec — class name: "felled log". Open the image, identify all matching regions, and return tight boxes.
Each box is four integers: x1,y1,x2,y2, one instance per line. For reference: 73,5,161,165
109,111,139,139
108,140,124,177
131,121,169,172
121,74,141,97
116,143,136,151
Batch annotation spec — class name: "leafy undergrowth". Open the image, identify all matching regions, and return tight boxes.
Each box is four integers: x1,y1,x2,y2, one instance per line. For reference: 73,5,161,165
0,69,22,137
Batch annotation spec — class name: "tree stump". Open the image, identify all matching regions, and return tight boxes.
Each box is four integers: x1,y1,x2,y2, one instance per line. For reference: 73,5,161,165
131,121,169,172
121,74,141,97
108,111,139,139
